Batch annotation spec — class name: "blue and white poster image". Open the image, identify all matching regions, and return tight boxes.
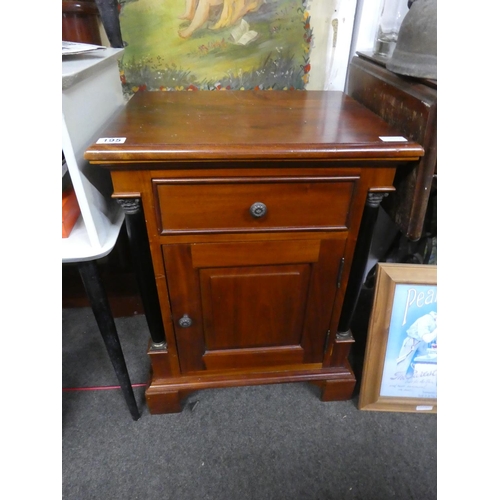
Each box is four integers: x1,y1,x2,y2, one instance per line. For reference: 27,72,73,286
380,284,437,400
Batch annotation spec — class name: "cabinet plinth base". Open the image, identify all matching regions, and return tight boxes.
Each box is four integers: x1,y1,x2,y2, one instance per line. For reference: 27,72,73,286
145,352,356,414
312,377,357,402
146,388,182,414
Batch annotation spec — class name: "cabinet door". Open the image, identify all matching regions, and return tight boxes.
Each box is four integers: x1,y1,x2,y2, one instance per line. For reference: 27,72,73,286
163,238,346,374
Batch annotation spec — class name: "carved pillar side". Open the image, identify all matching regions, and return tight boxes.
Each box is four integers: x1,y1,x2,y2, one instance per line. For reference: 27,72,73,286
337,191,388,338
116,198,166,348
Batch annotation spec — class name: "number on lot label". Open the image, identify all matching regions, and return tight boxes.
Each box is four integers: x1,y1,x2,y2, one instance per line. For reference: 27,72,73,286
96,137,126,144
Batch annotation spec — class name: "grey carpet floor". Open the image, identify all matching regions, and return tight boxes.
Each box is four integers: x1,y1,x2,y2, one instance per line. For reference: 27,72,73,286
62,307,437,500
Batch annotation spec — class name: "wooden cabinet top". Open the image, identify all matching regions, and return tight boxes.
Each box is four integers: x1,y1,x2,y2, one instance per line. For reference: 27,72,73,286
84,90,424,165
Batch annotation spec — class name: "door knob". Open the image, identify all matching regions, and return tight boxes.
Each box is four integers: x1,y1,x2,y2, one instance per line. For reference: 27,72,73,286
249,202,267,218
178,314,193,328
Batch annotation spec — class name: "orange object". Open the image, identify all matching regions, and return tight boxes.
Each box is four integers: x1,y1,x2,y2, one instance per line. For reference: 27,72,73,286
62,187,81,238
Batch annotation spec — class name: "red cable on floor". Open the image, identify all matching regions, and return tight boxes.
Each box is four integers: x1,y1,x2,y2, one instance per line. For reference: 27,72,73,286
62,383,148,392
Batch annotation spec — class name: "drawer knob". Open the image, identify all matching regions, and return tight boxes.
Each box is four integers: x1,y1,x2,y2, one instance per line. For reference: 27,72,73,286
178,314,193,328
249,202,267,218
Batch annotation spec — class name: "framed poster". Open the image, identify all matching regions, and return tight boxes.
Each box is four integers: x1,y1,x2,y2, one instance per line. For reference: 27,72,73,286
358,263,437,413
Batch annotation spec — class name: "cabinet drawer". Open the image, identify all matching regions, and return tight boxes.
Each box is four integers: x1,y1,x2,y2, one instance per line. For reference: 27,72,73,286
153,176,358,235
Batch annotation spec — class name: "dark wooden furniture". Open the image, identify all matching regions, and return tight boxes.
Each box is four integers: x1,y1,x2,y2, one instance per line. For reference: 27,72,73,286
62,1,102,45
347,51,437,241
85,91,423,414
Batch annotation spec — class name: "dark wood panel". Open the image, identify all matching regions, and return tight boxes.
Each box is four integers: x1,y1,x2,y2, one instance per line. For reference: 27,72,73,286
62,1,102,45
347,53,436,240
348,56,436,142
200,264,311,350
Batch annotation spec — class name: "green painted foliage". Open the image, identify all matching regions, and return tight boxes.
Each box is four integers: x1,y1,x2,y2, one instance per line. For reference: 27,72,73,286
118,0,312,93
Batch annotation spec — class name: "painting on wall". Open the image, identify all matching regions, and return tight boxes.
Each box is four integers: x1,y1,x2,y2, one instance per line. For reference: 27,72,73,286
117,0,316,94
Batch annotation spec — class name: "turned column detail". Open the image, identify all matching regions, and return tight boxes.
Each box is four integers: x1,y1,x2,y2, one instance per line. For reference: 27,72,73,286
337,191,388,338
116,198,166,348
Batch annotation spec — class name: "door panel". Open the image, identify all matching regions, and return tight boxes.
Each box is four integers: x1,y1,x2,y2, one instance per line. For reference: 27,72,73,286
162,238,346,374
200,264,311,350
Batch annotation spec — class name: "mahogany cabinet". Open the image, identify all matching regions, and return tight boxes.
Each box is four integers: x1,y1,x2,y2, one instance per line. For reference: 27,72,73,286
85,91,423,414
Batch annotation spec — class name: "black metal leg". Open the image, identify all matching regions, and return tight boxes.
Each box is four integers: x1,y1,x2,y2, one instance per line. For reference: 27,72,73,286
116,198,167,348
78,259,140,420
337,192,387,336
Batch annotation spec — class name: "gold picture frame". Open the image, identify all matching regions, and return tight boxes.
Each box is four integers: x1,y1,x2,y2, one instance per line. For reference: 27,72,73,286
358,263,437,413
